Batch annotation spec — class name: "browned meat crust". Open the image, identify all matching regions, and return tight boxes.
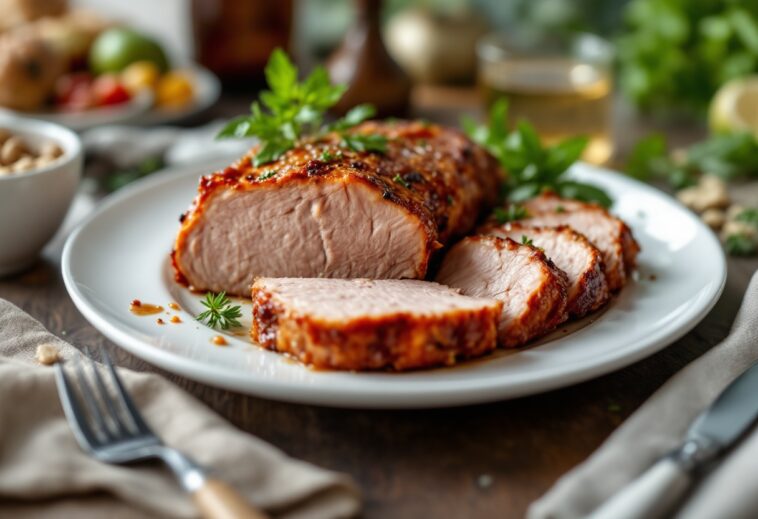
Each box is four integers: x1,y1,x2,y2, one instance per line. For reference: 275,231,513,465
251,278,502,371
173,120,502,295
479,223,610,318
436,236,569,347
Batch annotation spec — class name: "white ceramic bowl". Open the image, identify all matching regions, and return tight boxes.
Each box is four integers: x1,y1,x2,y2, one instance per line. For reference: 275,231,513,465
0,116,82,275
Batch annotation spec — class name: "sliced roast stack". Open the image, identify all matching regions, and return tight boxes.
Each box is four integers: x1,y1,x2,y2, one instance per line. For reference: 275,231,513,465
478,223,609,318
436,236,569,347
174,120,640,371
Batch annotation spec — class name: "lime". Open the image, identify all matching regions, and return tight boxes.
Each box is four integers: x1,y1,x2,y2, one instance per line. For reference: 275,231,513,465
709,77,758,136
89,28,169,75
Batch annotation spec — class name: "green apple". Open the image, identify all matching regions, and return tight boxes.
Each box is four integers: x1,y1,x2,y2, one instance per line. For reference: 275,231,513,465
89,28,169,75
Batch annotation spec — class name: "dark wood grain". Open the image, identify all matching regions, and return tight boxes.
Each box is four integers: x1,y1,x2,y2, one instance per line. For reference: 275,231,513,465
1,92,756,518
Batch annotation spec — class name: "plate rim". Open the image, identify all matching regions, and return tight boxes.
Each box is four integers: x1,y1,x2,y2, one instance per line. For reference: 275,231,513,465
61,160,727,408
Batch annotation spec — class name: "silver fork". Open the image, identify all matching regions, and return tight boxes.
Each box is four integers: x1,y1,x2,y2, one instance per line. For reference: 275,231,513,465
55,349,266,519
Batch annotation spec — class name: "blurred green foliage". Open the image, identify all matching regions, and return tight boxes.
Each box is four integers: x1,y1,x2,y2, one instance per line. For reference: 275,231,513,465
617,0,758,114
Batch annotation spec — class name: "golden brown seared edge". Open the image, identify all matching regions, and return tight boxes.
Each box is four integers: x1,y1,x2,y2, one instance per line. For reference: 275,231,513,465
171,120,503,287
250,284,503,372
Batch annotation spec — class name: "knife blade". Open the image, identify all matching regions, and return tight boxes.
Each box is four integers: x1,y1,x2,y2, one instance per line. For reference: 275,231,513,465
687,360,758,449
588,359,758,519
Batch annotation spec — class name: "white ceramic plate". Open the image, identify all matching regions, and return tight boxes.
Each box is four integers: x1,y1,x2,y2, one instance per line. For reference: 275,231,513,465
0,65,220,131
62,159,726,408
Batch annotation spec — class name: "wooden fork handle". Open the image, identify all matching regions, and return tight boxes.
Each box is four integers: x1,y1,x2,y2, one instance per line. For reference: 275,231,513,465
192,478,268,519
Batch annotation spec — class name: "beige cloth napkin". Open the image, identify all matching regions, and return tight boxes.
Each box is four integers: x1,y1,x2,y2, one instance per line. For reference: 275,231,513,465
529,271,758,519
0,299,361,518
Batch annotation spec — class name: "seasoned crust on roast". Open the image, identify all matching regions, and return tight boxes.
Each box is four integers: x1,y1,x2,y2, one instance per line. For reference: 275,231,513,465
436,236,569,347
251,278,502,371
172,120,502,296
520,194,640,292
479,223,610,318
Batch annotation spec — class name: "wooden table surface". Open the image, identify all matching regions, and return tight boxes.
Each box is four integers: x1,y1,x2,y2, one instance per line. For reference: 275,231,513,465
1,92,756,518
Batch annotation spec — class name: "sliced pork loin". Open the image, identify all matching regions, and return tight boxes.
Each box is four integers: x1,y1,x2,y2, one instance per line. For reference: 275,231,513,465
173,121,502,296
519,194,640,292
479,223,609,318
436,236,569,347
251,278,502,371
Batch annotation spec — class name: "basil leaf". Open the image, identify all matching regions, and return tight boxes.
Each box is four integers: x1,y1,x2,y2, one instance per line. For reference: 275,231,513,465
546,136,588,179
556,180,613,208
253,139,293,167
508,183,542,202
217,116,255,139
341,134,388,153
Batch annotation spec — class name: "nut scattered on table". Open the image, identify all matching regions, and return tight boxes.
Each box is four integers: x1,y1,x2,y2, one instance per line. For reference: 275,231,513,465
35,343,61,365
700,208,726,230
0,128,63,175
676,175,729,213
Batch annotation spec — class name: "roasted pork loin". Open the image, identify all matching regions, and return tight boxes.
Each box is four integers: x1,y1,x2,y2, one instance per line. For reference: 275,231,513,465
251,278,502,371
519,194,640,291
173,121,502,295
479,223,609,318
436,236,569,347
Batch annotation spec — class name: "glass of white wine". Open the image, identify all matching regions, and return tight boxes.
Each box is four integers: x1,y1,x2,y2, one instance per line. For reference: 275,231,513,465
477,31,614,165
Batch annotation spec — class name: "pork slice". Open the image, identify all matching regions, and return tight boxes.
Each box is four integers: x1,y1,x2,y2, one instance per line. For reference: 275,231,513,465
251,278,502,371
480,223,609,318
521,194,640,291
173,121,502,296
435,236,569,347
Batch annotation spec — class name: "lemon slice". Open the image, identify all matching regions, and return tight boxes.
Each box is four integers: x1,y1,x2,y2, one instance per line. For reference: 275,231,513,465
709,77,758,135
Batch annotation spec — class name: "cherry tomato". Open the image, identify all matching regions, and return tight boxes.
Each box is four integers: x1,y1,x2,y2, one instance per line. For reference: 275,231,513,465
54,73,95,111
92,74,132,106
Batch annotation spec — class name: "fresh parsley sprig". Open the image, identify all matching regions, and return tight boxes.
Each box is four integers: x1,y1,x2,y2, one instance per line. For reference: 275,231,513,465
463,98,612,207
217,49,386,166
196,292,242,330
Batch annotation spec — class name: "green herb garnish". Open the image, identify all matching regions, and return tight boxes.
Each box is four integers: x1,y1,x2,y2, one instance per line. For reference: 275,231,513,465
521,235,533,246
736,208,758,225
626,131,758,188
196,292,242,330
258,170,277,181
104,156,164,192
492,204,529,224
393,174,409,188
725,233,758,256
217,49,385,166
463,98,612,207
340,133,388,153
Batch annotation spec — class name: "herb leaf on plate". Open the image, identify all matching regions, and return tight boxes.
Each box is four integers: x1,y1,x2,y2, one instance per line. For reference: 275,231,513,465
217,49,386,166
464,98,612,207
196,291,242,330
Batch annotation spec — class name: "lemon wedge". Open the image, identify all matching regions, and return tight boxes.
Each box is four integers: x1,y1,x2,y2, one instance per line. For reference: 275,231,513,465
709,77,758,136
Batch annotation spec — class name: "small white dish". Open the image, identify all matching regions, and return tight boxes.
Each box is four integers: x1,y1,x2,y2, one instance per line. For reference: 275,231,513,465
0,115,82,276
62,159,726,408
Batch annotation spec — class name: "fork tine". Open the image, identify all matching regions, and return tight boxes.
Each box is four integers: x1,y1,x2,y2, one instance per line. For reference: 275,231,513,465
55,362,102,451
73,356,114,441
101,349,153,435
84,347,132,437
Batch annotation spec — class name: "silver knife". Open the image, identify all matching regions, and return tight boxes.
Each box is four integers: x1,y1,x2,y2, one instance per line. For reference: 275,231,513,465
589,360,758,519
